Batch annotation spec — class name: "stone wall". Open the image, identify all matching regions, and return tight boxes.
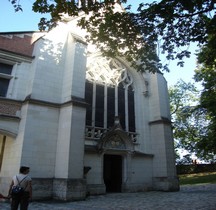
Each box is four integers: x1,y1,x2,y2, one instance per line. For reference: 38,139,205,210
53,178,86,201
0,99,21,116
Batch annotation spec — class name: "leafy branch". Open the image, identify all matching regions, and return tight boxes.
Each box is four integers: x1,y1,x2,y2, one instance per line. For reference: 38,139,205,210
8,0,216,73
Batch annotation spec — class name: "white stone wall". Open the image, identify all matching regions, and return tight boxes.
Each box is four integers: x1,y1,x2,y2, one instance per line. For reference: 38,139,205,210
7,62,33,100
132,70,152,153
148,72,177,180
61,34,76,102
62,34,87,101
30,27,68,103
67,106,86,178
55,105,86,179
0,118,19,137
19,103,59,178
150,124,168,177
70,41,87,98
148,72,171,121
163,124,177,176
156,73,171,119
148,73,162,121
131,156,153,184
84,153,103,184
55,105,72,178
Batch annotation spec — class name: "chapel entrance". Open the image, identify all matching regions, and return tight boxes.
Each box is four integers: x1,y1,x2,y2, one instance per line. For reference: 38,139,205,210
103,154,122,192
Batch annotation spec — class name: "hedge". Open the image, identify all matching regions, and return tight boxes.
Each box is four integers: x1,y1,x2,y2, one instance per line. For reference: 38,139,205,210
176,164,216,175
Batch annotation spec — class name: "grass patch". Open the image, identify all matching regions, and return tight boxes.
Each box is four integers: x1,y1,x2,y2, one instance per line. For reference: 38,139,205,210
179,172,216,185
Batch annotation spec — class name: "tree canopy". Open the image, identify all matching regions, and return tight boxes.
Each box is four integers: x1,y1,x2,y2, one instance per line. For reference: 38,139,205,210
9,0,216,73
193,29,216,160
169,80,215,162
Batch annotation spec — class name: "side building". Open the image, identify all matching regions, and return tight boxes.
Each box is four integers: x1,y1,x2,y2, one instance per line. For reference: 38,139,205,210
0,16,179,201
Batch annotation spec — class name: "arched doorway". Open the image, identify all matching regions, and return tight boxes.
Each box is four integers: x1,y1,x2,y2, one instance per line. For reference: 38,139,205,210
103,154,122,193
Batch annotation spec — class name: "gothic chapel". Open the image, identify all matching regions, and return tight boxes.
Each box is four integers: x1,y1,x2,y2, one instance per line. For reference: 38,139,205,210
0,2,179,200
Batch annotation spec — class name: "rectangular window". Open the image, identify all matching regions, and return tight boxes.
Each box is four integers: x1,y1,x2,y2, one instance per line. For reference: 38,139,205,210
107,86,115,128
0,78,10,97
85,81,93,126
95,84,104,127
118,84,125,129
0,63,13,97
0,63,13,74
0,136,6,172
128,88,135,132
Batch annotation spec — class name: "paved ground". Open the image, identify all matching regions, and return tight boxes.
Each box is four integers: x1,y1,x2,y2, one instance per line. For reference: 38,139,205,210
0,184,216,210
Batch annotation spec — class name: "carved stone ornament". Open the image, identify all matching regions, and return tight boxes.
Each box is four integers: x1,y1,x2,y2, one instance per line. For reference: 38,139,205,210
104,134,126,150
86,56,133,88
97,119,134,153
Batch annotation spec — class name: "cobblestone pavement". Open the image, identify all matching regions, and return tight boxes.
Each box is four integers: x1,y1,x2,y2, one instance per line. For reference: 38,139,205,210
0,184,216,210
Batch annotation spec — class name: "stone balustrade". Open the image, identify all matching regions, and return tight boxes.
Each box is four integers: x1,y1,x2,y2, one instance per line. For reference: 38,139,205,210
85,125,137,142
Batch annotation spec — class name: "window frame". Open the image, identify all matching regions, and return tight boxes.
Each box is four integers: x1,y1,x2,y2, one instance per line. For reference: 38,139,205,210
0,61,14,97
85,57,135,133
0,136,6,172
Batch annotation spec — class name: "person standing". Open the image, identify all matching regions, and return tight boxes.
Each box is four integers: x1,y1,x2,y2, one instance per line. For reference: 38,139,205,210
8,166,32,210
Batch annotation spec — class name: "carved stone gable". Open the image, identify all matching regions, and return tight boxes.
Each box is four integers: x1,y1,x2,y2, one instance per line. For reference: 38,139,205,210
97,127,134,153
104,134,126,150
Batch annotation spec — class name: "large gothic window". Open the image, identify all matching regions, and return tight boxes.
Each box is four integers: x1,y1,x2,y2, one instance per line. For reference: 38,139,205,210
85,57,135,138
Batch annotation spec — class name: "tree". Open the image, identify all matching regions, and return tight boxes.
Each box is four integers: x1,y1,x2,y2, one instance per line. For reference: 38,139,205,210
176,154,193,165
169,79,215,162
8,0,216,73
193,32,216,160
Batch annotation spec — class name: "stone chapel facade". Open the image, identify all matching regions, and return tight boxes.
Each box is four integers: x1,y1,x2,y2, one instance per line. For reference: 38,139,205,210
0,9,179,201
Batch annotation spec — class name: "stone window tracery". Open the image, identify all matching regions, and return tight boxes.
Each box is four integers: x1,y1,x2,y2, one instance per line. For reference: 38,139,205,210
85,57,136,139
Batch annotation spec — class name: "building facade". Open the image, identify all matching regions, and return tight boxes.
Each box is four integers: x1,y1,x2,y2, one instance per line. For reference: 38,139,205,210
0,14,179,201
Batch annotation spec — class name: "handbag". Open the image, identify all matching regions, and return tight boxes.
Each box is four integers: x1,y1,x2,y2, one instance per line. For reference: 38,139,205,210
11,176,27,195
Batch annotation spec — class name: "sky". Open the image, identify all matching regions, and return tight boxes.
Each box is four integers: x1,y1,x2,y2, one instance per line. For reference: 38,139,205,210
0,0,199,88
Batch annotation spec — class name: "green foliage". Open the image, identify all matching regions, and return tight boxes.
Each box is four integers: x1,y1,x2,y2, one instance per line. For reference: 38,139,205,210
194,36,216,119
168,20,216,160
193,33,216,159
8,0,22,12
8,0,216,73
176,154,193,165
169,79,215,161
169,80,198,115
177,163,216,174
